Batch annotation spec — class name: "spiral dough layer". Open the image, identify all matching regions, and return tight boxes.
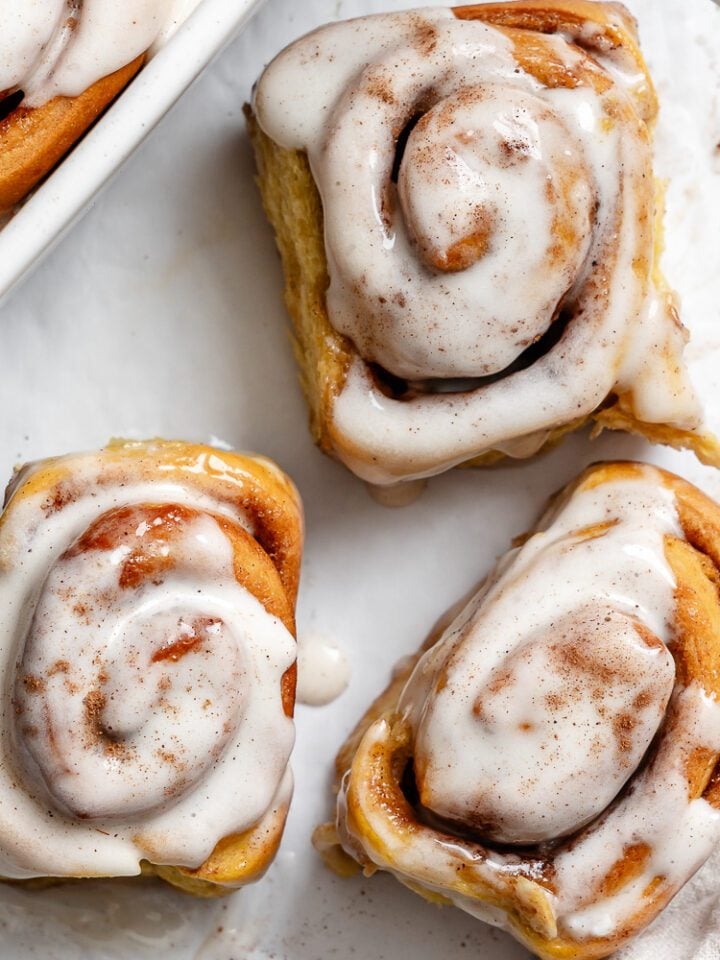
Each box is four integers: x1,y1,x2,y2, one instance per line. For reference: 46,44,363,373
254,4,707,483
0,441,301,881
322,463,720,958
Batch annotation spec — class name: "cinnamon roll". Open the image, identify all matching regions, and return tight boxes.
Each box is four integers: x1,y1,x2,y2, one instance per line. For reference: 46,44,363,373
315,461,720,959
0,439,302,896
248,1,720,487
0,1,198,215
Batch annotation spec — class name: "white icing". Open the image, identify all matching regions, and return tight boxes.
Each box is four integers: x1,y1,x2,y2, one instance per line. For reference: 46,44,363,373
254,9,702,484
0,0,199,108
296,633,350,706
0,3,66,95
400,471,681,844
557,686,720,938
0,450,295,878
339,466,720,944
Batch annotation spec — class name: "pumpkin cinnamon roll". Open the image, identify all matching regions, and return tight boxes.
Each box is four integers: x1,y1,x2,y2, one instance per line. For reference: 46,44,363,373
0,1,194,215
248,1,720,487
315,461,720,958
0,439,302,896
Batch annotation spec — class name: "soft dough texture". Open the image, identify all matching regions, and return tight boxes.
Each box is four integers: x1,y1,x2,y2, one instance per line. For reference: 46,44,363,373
315,461,720,959
0,440,303,896
248,1,720,486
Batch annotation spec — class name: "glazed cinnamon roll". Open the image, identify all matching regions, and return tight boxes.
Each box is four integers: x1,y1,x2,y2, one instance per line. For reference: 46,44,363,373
315,461,720,959
0,439,302,896
248,1,720,487
0,1,197,214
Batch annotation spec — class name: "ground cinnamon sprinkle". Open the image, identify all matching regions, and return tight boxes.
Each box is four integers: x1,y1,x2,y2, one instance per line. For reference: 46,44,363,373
365,73,395,105
48,660,70,676
21,674,46,694
613,712,637,754
83,689,129,758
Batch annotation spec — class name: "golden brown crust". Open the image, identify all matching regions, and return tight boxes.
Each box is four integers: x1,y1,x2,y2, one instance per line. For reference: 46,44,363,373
244,106,352,456
0,57,144,215
150,796,292,896
592,396,720,470
316,461,720,959
0,439,303,896
454,0,648,112
247,3,720,481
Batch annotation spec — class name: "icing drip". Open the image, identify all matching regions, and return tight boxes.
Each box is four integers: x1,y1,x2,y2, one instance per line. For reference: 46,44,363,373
0,449,296,879
254,9,702,484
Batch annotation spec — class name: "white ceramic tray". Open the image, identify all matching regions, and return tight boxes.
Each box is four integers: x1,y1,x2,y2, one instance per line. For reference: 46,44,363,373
0,0,266,305
0,0,719,958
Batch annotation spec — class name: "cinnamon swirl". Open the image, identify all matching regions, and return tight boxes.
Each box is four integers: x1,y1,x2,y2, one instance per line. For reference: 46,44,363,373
315,461,720,958
0,439,302,895
248,1,720,486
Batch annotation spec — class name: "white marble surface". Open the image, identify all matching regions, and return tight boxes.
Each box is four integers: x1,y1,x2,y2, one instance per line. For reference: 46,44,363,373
0,0,719,957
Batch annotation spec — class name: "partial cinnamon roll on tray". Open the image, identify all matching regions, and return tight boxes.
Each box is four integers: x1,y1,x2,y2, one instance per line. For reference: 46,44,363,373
0,1,199,216
248,0,720,487
315,461,720,959
0,439,303,896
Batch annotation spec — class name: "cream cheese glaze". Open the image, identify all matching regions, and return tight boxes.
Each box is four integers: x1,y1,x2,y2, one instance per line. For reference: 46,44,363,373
254,8,704,484
0,0,199,107
400,473,681,845
0,450,295,879
336,466,720,943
